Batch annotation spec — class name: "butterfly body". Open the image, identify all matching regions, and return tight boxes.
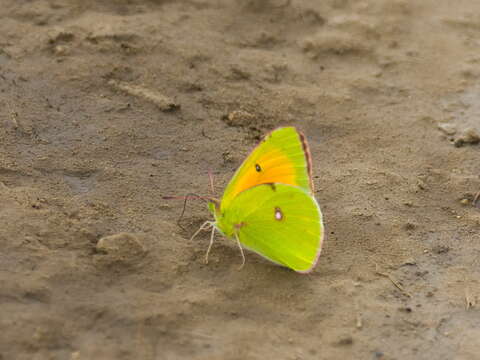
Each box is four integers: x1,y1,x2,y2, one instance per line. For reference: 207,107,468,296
204,127,324,273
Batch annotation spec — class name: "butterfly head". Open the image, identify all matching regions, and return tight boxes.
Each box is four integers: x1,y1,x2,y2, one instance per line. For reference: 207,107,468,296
207,199,220,217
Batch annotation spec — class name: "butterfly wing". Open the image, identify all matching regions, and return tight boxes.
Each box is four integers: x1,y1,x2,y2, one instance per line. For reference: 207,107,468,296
224,183,324,273
220,127,313,210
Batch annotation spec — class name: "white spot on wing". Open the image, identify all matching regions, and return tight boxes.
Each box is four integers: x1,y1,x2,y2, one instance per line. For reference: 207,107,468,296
275,207,283,221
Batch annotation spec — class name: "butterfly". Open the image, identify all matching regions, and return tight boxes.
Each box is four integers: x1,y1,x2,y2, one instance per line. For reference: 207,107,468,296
192,127,324,273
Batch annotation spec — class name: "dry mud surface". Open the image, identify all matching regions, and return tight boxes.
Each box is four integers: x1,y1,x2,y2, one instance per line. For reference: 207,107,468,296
1,1,480,359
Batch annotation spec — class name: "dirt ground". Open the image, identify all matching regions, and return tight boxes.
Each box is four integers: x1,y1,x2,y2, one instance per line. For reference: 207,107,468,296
1,0,480,359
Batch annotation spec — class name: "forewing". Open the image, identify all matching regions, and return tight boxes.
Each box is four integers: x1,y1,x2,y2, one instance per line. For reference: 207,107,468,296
227,183,324,273
221,127,313,210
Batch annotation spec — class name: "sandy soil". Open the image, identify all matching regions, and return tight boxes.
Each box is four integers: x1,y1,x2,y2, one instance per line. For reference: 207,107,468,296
1,1,480,359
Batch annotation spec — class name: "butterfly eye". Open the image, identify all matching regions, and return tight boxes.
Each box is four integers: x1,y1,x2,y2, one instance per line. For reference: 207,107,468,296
274,207,283,221
255,164,261,172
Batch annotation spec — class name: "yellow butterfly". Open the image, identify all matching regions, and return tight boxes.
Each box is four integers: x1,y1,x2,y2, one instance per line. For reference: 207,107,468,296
192,127,324,272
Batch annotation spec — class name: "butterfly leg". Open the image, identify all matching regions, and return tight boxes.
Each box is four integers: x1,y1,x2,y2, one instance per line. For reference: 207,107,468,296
190,220,213,241
234,232,246,270
204,225,216,264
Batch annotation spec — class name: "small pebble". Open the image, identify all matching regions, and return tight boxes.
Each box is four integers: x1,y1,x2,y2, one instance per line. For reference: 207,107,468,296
404,222,417,230
437,122,457,135
402,257,416,266
454,127,480,147
336,336,354,346
95,233,147,265
224,110,255,127
54,45,66,55
432,245,449,254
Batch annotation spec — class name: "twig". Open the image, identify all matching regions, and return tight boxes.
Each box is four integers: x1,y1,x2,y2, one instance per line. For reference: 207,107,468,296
375,263,412,297
465,287,476,310
273,0,291,9
10,111,19,129
201,128,214,140
108,80,179,112
473,191,480,207
354,301,363,329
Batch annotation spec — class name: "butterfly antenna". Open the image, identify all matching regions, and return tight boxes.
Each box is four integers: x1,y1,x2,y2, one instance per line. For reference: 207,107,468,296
162,193,210,231
178,192,204,230
208,170,215,195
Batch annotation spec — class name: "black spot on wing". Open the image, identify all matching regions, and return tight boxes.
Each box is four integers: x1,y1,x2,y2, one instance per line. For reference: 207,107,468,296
265,183,276,191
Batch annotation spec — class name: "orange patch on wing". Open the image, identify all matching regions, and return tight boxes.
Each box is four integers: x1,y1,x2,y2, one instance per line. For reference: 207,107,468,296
228,149,299,199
